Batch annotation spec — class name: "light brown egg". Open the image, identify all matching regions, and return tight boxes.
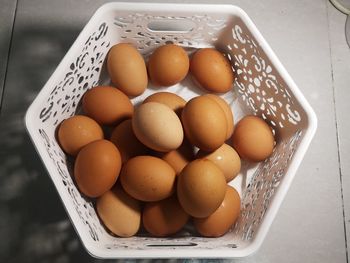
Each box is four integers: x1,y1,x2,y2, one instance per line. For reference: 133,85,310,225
194,185,241,237
107,43,147,96
157,139,195,175
148,44,189,87
143,92,186,115
181,95,227,151
57,115,103,156
204,94,234,139
82,86,133,126
96,185,141,237
132,102,184,152
120,156,176,201
142,195,189,237
232,115,275,162
110,119,149,163
197,143,241,183
74,140,121,198
177,159,226,218
190,48,234,93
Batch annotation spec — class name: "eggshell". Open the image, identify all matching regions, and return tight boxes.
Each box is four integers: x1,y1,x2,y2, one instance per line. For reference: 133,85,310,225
132,102,184,152
120,156,176,201
232,115,275,162
194,185,241,237
197,143,241,183
190,48,234,93
57,115,103,156
142,195,189,237
97,185,141,237
110,119,149,163
181,96,227,151
74,140,121,198
148,44,189,87
177,159,226,218
107,43,147,96
143,92,186,115
157,139,195,175
82,86,133,126
204,94,234,139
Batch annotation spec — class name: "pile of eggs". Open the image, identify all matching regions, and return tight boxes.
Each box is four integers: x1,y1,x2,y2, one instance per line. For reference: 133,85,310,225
57,43,275,238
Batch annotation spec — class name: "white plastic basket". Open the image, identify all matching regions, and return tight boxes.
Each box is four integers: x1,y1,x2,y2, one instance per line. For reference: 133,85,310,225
25,2,317,259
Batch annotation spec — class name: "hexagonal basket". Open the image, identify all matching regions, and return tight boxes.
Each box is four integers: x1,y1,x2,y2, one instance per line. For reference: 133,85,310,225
25,2,317,259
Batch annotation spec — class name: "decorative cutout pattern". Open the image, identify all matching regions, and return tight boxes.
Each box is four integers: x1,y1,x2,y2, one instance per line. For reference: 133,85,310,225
38,128,103,241
226,24,302,129
235,130,302,241
37,22,111,242
39,22,110,126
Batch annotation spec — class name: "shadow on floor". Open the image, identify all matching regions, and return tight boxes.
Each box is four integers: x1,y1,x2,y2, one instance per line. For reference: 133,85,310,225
0,22,103,263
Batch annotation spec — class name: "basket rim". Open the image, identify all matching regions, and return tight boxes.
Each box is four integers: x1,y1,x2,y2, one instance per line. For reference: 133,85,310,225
24,1,317,259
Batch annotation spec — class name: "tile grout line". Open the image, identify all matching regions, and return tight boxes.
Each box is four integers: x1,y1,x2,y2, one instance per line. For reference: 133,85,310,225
325,1,349,262
0,0,19,115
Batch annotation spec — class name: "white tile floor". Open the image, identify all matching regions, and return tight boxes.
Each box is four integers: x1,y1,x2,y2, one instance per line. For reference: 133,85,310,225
0,0,348,262
328,0,350,255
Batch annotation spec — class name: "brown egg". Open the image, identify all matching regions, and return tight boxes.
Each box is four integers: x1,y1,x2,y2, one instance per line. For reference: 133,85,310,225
197,143,241,183
74,140,121,198
57,115,103,156
157,139,195,175
107,43,147,96
177,159,226,218
120,156,176,201
190,48,234,93
97,185,141,237
194,185,241,237
142,195,189,237
132,102,184,152
181,95,227,151
204,94,234,139
232,115,274,162
82,86,133,126
143,92,186,115
110,119,149,163
148,44,189,87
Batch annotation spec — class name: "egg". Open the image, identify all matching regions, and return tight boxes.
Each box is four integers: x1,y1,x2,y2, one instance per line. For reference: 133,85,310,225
190,48,234,93
107,43,147,96
82,86,133,126
194,185,241,237
204,94,234,139
148,44,189,87
143,92,186,115
142,195,189,237
57,115,103,156
157,139,195,175
132,102,184,152
96,185,141,237
110,119,149,163
74,140,121,198
120,156,176,201
177,159,226,218
181,95,227,151
197,143,241,183
232,115,275,162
